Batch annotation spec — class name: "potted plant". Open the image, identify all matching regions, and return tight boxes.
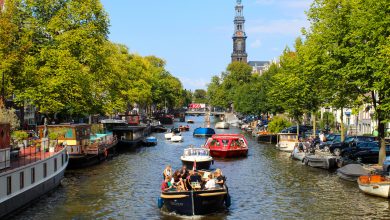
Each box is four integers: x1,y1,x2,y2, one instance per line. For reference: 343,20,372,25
48,128,67,152
12,131,29,149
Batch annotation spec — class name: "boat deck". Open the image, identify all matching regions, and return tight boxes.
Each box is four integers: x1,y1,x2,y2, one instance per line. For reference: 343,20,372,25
1,146,62,174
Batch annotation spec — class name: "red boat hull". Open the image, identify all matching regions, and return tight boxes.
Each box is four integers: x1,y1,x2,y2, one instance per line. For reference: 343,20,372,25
209,149,248,158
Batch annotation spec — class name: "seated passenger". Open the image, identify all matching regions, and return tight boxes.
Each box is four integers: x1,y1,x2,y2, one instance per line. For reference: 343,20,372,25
189,170,202,190
161,177,170,192
163,165,172,180
204,174,215,189
172,170,187,191
178,165,189,180
214,169,226,187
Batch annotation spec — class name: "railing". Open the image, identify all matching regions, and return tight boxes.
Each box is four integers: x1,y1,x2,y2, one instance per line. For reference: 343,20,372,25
0,140,64,174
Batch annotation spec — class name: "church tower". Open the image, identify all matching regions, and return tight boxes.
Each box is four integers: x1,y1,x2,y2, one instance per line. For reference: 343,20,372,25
231,0,248,63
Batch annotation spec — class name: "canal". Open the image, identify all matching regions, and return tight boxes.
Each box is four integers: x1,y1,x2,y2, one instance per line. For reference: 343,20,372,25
13,116,390,219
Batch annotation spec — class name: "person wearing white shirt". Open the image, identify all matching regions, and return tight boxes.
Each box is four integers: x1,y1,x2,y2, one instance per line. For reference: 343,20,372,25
204,174,216,189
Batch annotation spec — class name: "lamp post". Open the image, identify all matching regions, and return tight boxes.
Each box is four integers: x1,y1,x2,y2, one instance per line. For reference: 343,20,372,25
325,107,330,133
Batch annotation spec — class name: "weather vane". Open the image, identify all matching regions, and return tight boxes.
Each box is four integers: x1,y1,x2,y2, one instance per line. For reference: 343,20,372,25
237,0,242,5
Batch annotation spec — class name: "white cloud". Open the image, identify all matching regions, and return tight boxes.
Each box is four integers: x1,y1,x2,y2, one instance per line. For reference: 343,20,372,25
251,39,262,48
247,19,309,36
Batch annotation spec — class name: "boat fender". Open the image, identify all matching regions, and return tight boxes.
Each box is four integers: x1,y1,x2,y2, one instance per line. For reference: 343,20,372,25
157,197,164,208
225,193,231,207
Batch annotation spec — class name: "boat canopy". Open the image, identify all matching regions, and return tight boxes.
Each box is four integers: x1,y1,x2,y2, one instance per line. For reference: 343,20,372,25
183,148,210,157
278,133,298,141
205,134,248,149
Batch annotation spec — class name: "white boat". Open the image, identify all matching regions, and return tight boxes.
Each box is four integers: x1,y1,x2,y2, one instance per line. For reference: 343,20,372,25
358,175,390,198
303,155,337,170
171,134,183,142
291,148,306,161
215,122,230,129
164,132,173,140
180,147,213,170
0,123,69,218
276,133,299,152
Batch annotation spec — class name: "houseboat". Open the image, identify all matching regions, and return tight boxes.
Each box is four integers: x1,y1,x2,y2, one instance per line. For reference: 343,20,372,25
111,114,151,149
38,124,116,169
0,123,68,218
203,134,248,158
180,147,213,170
276,133,299,152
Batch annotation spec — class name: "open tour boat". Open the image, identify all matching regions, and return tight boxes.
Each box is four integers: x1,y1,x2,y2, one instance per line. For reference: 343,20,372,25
203,134,248,158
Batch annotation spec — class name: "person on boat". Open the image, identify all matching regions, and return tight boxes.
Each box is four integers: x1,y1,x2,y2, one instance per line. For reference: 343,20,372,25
163,165,172,180
188,170,202,190
204,174,216,190
161,177,171,192
178,165,189,180
214,169,226,187
172,170,187,191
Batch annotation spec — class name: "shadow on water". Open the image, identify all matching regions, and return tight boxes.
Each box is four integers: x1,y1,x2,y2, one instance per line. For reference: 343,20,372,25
12,115,390,219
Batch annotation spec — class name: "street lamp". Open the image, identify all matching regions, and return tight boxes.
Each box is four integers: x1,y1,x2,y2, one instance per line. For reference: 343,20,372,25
325,107,330,133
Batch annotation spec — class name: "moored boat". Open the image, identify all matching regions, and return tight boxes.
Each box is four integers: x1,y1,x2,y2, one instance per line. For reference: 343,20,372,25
276,133,299,152
0,123,69,218
180,147,213,170
193,127,215,137
203,134,248,158
179,125,190,132
187,120,194,124
144,136,157,146
215,122,230,129
337,164,371,182
358,175,390,198
171,134,183,142
303,155,337,170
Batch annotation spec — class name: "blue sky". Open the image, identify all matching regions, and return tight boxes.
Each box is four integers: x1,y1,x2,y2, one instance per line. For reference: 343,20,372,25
100,0,312,90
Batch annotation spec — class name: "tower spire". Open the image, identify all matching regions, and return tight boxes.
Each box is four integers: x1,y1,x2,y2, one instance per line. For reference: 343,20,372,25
231,0,247,63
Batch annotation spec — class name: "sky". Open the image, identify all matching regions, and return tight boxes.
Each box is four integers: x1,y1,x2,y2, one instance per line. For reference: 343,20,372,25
100,0,312,90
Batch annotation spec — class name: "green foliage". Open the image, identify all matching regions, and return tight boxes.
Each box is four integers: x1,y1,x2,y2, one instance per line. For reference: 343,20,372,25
268,116,292,133
12,130,28,142
193,89,207,103
0,106,20,130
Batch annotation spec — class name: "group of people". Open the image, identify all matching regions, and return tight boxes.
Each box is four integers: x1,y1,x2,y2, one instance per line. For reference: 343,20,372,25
161,165,225,192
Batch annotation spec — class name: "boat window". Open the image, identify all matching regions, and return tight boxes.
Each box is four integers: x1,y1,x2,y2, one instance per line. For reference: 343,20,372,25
7,176,11,195
20,172,24,189
222,139,229,147
43,163,47,178
31,168,35,184
54,158,58,172
65,128,73,138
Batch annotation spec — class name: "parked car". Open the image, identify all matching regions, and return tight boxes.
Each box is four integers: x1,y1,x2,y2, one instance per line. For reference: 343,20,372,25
319,134,341,150
382,156,390,173
281,125,313,135
347,144,390,164
341,142,380,157
328,136,376,156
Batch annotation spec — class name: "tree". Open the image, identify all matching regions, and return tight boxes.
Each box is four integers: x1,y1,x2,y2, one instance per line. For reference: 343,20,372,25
193,89,207,103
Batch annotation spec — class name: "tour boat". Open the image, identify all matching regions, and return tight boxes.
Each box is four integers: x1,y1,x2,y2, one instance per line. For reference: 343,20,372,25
144,136,157,146
303,155,337,170
0,123,69,218
203,134,248,158
358,175,390,198
215,122,230,129
193,127,215,137
337,164,371,182
276,133,299,152
180,147,213,170
38,124,117,169
159,170,230,216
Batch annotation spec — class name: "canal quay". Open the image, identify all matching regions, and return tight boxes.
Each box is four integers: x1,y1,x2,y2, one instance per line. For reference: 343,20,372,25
9,116,389,220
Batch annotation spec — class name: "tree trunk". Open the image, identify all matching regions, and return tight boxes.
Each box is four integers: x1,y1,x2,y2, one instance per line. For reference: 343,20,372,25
312,112,316,138
296,122,300,142
340,107,345,142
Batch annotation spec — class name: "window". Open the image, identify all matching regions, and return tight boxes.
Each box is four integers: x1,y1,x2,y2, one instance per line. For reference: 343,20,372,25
7,176,11,195
54,158,57,172
20,172,24,189
62,154,64,166
31,168,35,184
43,163,47,178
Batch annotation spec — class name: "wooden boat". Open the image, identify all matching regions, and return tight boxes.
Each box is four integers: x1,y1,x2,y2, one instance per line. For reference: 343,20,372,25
0,123,69,218
215,122,230,129
38,124,116,169
303,155,337,170
193,128,215,137
159,170,230,215
159,114,174,125
179,125,190,132
144,136,157,146
187,120,195,124
203,134,248,158
337,164,371,182
180,148,213,170
276,133,299,152
358,175,390,198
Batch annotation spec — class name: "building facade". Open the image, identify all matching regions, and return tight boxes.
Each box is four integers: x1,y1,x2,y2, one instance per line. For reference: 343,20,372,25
231,0,248,63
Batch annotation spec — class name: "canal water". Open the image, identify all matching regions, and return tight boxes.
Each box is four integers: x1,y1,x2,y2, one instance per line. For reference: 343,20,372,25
13,116,390,219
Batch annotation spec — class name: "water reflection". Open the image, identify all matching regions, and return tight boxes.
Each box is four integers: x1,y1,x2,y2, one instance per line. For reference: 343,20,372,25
12,116,390,219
